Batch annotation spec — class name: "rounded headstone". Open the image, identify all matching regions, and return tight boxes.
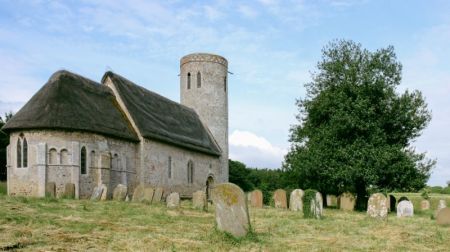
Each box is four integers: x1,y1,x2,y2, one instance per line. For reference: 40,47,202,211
339,192,356,211
132,185,145,202
192,190,206,209
326,195,337,207
367,193,388,219
310,192,323,219
212,183,250,238
113,184,127,201
167,192,180,209
289,189,304,211
436,207,450,226
250,190,263,208
152,187,164,203
90,186,103,201
273,189,287,209
437,199,447,211
397,200,414,217
420,200,430,210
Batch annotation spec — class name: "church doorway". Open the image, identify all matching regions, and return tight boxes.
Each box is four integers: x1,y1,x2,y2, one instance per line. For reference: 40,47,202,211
206,175,214,202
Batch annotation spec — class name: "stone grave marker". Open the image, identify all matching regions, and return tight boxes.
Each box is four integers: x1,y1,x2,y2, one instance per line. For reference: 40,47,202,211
436,207,450,226
192,190,206,209
167,192,180,209
132,185,145,202
273,189,287,209
397,200,414,217
63,183,75,199
152,187,164,203
367,193,388,219
212,183,250,238
113,184,127,201
45,182,56,198
90,186,103,201
437,199,447,211
289,189,304,211
326,195,337,207
250,190,263,208
339,192,356,211
420,200,430,210
142,187,154,203
100,184,108,201
309,192,323,219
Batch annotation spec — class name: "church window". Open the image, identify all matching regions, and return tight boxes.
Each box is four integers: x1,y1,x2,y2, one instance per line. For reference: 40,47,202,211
187,160,194,184
22,138,27,167
224,76,227,92
197,72,201,88
49,148,57,164
168,156,172,178
187,72,191,89
16,138,22,168
16,135,28,168
60,149,69,165
90,151,96,168
80,147,87,175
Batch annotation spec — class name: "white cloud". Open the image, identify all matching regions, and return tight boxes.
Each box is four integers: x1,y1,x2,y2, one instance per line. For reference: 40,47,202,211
229,130,287,168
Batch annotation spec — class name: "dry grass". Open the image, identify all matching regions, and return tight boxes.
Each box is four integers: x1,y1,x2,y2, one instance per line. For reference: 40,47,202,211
0,194,449,251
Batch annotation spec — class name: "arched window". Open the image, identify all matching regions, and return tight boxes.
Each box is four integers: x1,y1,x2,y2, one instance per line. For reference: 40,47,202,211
90,151,96,168
16,138,22,168
224,76,227,92
187,160,194,184
113,153,119,170
187,72,191,89
80,147,86,175
197,72,201,88
22,138,27,167
60,149,69,165
49,148,57,164
168,156,172,178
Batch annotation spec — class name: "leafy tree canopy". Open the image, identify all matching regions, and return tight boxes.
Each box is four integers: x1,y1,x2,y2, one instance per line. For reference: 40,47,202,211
284,40,435,210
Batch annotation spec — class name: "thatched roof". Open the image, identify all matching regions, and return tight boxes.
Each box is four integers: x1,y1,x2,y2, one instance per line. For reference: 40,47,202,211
102,72,221,156
2,70,139,141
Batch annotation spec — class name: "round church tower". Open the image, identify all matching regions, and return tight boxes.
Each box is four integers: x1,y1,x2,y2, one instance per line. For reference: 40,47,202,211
180,53,228,182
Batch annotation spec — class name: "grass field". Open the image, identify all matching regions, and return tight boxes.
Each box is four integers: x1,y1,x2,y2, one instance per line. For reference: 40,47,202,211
0,188,449,251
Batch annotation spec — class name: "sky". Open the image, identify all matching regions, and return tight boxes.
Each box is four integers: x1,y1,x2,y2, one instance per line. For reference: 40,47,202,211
0,0,449,186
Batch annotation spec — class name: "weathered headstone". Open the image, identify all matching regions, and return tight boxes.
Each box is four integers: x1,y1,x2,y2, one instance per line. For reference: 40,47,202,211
212,183,250,238
90,186,103,201
142,187,154,203
289,189,304,211
132,185,145,202
326,195,337,207
420,200,430,210
45,182,56,198
437,199,447,211
250,189,263,208
339,192,356,211
100,184,108,201
167,192,180,209
436,207,450,225
311,192,323,219
152,187,163,203
63,183,75,199
113,184,127,201
397,200,414,217
367,193,388,219
192,190,206,209
273,189,287,209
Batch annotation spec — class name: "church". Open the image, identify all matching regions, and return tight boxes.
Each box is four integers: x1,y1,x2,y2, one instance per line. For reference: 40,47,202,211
2,53,229,199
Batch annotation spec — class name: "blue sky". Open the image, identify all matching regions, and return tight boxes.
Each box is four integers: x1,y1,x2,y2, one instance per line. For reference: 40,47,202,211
0,0,449,186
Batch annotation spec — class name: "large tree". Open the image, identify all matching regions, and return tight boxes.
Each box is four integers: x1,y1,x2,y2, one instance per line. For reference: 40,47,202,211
0,112,13,181
284,40,435,210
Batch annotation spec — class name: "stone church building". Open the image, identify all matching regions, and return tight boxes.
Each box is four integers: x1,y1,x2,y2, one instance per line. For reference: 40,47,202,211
2,53,229,199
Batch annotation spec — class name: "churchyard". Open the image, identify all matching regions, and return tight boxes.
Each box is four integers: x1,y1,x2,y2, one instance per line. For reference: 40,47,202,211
0,182,449,251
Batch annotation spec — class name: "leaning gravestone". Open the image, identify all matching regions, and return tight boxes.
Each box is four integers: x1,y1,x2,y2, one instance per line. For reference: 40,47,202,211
367,193,388,219
132,185,145,202
63,183,75,199
142,187,154,203
326,195,337,207
212,183,250,238
100,184,108,201
167,192,180,209
397,200,414,217
90,186,103,201
289,189,304,211
437,199,447,211
273,189,287,209
45,182,56,198
436,207,450,226
250,190,263,208
307,191,323,219
339,192,356,211
420,200,430,210
152,187,164,203
193,190,206,209
113,184,127,201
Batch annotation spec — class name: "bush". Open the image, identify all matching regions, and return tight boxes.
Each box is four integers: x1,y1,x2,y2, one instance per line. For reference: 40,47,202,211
303,189,318,219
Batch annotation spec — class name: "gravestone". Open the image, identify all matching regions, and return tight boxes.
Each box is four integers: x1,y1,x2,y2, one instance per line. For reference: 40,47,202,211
289,189,304,211
367,193,388,219
142,187,154,203
397,200,414,217
250,189,263,208
192,190,206,209
212,183,250,238
167,192,180,209
326,195,337,207
63,183,75,199
90,186,103,201
420,200,430,210
113,184,127,201
437,199,447,211
339,192,356,211
100,184,108,201
45,182,56,198
436,207,450,226
310,192,323,219
152,187,164,203
132,185,145,202
273,189,287,209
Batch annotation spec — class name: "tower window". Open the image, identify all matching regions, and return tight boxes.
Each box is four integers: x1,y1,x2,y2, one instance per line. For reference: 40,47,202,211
16,135,28,168
187,160,194,184
168,156,172,178
60,149,69,165
16,138,22,168
80,147,87,175
224,76,227,92
49,148,57,164
23,138,27,167
187,72,191,89
197,72,201,88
